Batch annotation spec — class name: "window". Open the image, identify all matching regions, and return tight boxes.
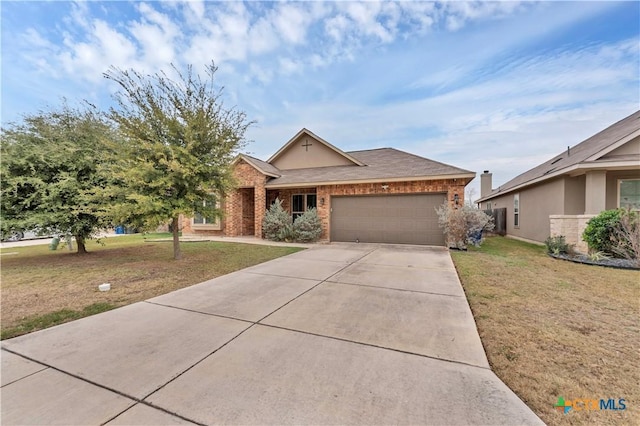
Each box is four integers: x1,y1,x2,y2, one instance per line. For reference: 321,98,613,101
619,179,640,210
292,194,317,220
193,196,221,229
513,193,520,227
485,202,492,211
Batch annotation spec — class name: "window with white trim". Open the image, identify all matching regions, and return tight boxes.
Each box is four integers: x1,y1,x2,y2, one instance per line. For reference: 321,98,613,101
619,179,640,210
513,193,520,227
193,196,221,229
292,194,317,220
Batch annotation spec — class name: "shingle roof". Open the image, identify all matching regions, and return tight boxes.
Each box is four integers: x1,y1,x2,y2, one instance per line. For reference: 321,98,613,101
238,154,281,177
479,110,640,202
264,148,474,188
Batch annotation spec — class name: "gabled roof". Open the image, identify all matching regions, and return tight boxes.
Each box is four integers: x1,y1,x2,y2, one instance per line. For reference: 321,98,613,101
265,148,475,188
267,128,365,167
233,154,281,178
478,110,640,202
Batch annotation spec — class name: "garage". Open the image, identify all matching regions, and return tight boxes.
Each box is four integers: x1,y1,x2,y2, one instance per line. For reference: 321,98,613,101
330,193,447,245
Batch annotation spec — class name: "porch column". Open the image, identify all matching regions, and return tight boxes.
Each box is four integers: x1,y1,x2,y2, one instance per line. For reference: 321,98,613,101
225,190,241,236
254,186,266,238
585,170,607,214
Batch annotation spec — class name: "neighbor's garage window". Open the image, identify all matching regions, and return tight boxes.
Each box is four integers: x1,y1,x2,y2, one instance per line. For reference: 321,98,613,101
514,193,520,227
619,179,640,210
292,194,317,220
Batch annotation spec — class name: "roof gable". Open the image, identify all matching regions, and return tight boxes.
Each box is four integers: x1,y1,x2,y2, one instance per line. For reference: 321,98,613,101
267,128,364,170
232,154,281,177
479,110,640,201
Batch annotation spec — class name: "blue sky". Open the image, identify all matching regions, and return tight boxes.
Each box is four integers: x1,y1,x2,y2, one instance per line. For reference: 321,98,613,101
2,1,639,198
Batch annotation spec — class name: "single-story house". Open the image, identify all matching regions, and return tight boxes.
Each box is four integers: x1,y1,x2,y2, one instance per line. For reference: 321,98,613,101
476,110,640,252
182,128,475,245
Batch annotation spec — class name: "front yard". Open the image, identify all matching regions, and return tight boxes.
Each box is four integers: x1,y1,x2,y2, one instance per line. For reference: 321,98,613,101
0,234,302,339
451,237,639,425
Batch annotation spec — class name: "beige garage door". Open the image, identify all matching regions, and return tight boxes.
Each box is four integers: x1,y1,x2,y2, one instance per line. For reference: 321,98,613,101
330,193,447,245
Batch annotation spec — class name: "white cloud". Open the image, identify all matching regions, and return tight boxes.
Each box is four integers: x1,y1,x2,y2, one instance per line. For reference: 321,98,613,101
129,3,180,68
278,57,303,75
272,3,313,45
59,19,139,83
3,0,637,198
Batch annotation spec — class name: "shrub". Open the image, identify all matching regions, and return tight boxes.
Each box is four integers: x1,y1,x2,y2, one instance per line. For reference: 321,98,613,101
610,208,640,267
436,204,494,249
545,235,570,255
582,209,622,255
262,198,292,241
293,208,322,242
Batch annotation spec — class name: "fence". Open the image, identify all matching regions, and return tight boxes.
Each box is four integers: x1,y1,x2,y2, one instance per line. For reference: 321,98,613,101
485,208,507,236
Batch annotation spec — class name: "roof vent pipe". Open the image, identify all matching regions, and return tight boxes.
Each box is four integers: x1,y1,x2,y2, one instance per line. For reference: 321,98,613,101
567,146,570,156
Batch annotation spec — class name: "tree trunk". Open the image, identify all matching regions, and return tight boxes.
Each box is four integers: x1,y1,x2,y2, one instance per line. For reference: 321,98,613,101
75,235,88,254
172,216,182,260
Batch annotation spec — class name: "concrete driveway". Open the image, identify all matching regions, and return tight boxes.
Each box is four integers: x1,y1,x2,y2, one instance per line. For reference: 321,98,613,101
1,243,543,425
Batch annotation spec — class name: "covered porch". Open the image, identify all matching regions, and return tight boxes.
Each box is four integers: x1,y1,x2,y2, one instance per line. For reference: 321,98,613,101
550,169,639,253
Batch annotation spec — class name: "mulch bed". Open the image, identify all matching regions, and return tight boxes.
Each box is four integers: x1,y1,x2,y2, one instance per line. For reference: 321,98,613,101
549,253,639,270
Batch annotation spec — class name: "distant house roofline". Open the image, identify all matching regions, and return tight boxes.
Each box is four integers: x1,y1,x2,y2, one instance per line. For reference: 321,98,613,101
477,111,640,203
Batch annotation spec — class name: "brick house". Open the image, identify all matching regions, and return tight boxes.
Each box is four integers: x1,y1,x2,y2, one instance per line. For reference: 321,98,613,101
182,128,475,245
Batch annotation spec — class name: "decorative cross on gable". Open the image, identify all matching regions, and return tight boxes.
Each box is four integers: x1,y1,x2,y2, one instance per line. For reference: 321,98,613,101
301,139,312,151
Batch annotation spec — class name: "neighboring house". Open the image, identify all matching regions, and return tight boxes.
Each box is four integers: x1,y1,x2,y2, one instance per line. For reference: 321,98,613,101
182,128,475,245
477,110,640,252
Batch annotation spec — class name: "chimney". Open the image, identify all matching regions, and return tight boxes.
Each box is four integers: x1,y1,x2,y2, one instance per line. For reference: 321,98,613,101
480,170,492,198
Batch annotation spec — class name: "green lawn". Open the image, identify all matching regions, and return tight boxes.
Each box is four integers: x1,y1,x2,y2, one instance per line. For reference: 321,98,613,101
1,234,303,339
451,236,639,426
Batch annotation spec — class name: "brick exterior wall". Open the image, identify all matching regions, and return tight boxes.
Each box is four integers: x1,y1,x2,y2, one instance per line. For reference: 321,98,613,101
223,161,268,238
315,179,469,240
267,188,317,212
185,158,471,242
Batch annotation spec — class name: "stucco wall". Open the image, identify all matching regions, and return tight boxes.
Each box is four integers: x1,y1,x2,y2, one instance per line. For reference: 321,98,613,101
271,135,355,170
485,178,565,243
564,175,586,214
600,136,639,158
605,170,640,209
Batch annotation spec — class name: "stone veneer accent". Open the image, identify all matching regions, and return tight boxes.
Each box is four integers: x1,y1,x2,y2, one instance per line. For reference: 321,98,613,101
549,214,595,254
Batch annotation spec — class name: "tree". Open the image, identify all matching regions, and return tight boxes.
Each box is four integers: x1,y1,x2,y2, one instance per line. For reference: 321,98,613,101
465,186,477,208
104,63,252,260
0,103,117,254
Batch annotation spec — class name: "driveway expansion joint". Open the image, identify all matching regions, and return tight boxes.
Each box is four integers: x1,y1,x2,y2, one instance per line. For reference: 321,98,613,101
256,323,492,371
143,300,255,325
324,279,464,298
241,270,327,281
0,349,48,388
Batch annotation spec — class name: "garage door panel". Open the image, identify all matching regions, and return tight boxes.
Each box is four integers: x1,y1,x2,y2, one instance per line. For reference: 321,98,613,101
330,194,446,246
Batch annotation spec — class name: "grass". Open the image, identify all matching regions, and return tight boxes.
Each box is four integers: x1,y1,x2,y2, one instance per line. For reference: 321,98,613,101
1,234,302,340
451,236,639,426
